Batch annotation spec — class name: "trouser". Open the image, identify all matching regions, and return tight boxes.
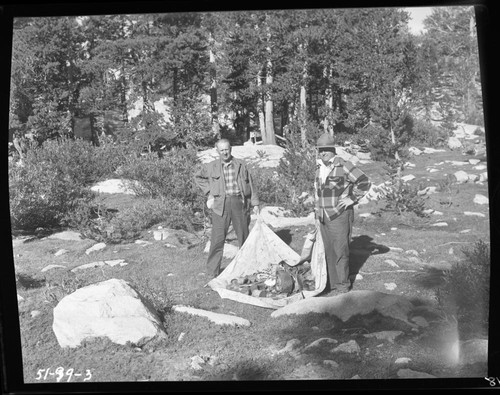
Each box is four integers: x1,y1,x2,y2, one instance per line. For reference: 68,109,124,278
319,208,354,290
207,196,249,277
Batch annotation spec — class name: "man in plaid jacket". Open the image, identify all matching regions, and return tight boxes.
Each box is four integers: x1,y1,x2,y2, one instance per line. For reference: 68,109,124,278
195,139,260,278
314,132,371,294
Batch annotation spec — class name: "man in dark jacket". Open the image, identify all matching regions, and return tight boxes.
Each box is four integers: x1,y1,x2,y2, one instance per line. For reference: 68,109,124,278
195,139,260,278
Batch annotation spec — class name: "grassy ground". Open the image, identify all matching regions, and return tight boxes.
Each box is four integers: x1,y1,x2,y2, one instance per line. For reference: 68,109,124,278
13,147,490,385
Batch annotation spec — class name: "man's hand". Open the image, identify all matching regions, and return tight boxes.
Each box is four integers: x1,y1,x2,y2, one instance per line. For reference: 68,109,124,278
337,197,354,209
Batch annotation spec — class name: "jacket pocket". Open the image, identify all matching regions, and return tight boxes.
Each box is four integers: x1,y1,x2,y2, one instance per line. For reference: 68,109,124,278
210,175,221,196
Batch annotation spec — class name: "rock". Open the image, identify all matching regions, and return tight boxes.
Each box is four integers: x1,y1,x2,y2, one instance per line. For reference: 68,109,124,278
47,231,83,241
363,330,403,343
103,259,128,267
17,294,24,302
85,242,106,255
460,339,488,365
384,283,397,291
447,137,462,150
271,290,416,327
359,213,372,218
332,340,360,354
417,186,437,196
135,240,153,246
479,172,488,182
397,369,436,379
256,206,315,228
350,375,361,379
41,264,67,272
431,222,448,227
408,147,422,156
468,159,481,165
395,357,411,364
90,179,139,195
304,338,338,351
172,305,251,327
453,170,469,184
474,164,487,171
31,310,41,318
468,174,479,182
71,261,106,272
460,229,471,233
464,211,486,218
473,194,489,205
52,278,165,348
355,274,363,280
54,249,69,257
401,175,415,182
422,147,445,154
405,250,419,256
153,230,170,241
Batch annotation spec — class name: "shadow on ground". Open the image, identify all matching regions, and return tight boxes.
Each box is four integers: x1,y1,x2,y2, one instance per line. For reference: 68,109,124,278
349,235,390,278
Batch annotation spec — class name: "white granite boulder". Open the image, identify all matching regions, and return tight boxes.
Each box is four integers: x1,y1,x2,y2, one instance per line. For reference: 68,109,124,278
52,278,165,348
271,290,415,326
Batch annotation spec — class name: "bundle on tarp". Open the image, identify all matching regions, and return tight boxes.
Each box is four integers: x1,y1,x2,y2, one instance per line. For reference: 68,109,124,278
207,215,327,309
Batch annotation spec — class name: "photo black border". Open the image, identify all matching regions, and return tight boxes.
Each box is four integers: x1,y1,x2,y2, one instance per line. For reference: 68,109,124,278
1,0,498,393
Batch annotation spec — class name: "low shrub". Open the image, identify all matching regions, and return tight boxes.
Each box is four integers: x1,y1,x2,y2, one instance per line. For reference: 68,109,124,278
64,198,172,243
435,240,490,338
406,118,448,147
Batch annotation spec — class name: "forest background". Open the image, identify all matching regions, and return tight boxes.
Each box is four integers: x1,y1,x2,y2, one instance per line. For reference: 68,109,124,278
7,5,485,238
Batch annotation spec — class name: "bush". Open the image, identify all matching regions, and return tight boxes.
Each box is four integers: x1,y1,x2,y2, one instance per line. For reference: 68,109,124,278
113,147,206,232
435,240,490,338
9,137,131,233
406,118,448,147
250,135,316,217
64,198,175,244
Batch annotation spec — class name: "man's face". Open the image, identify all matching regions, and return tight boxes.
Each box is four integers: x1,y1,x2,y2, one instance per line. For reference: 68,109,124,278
217,142,232,162
318,148,335,165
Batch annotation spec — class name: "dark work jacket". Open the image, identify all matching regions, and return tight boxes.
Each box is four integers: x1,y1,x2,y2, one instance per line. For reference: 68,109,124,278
194,157,260,216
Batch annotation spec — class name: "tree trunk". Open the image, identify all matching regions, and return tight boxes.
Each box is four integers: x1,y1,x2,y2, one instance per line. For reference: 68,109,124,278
257,70,266,138
323,65,333,134
263,58,276,145
209,33,220,138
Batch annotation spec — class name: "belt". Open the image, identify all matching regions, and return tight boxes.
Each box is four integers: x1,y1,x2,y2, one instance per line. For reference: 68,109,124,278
226,193,241,197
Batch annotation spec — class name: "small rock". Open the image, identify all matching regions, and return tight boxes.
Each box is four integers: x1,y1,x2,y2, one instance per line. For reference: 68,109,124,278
447,136,462,150
359,213,372,218
405,250,419,256
388,247,404,252
431,222,448,227
85,243,106,255
432,210,443,215
408,147,422,156
31,310,41,318
395,357,411,364
473,194,489,205
453,170,469,184
468,159,481,165
135,240,153,246
17,294,24,302
190,355,205,370
350,375,361,379
355,274,363,280
460,229,471,233
474,164,487,171
464,211,486,217
41,264,67,272
332,340,360,354
104,259,128,267
384,283,397,291
304,338,338,351
479,172,488,182
178,332,185,342
54,249,69,257
71,261,106,272
401,175,415,182
391,227,397,231
278,339,302,354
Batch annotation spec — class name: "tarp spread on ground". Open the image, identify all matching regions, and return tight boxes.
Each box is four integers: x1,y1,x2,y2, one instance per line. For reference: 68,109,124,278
207,216,327,309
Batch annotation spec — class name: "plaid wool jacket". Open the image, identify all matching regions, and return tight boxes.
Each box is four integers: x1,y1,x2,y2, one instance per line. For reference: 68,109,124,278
314,156,371,221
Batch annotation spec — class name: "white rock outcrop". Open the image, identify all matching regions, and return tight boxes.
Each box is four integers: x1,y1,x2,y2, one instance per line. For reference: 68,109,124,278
271,290,415,326
172,305,251,327
52,278,165,348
